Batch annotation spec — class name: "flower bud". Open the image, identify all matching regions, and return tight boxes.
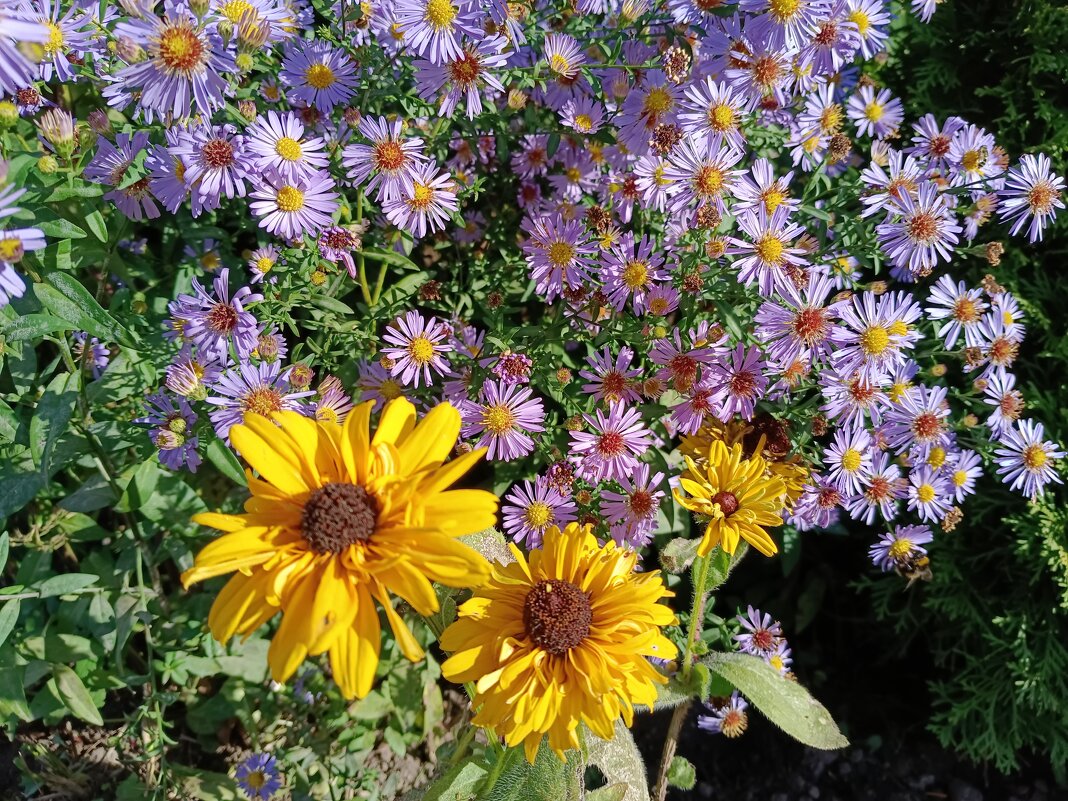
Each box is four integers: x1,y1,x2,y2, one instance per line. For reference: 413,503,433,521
37,154,59,174
0,101,18,128
87,109,112,135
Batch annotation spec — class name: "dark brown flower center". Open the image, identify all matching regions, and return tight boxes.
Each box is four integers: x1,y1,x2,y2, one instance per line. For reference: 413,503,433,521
202,137,234,168
711,491,740,517
301,482,379,554
523,579,592,655
206,302,239,333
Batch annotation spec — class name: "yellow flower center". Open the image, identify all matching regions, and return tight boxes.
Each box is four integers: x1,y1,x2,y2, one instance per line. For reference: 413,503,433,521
305,62,336,89
0,239,23,262
243,387,284,416
888,320,909,337
952,469,968,487
709,103,735,131
864,101,884,122
219,0,254,22
643,87,672,117
887,538,912,560
425,0,458,29
820,104,843,133
848,9,871,34
768,0,801,21
200,252,220,270
275,136,303,161
408,182,433,210
574,114,593,132
953,297,979,323
1023,444,1048,470
407,336,435,365
565,166,581,183
275,185,305,212
768,653,785,672
481,404,516,435
961,149,982,172
549,53,572,74
379,378,402,399
523,501,552,528
859,325,890,355
916,484,936,504
316,406,339,424
157,24,205,74
754,234,785,265
927,447,947,469
762,187,786,213
622,260,649,290
547,240,576,267
841,448,862,473
256,256,274,273
44,22,64,56
694,165,725,196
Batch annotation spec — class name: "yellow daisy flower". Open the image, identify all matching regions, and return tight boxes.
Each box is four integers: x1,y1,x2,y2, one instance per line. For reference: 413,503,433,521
440,523,677,763
674,440,787,557
181,398,497,699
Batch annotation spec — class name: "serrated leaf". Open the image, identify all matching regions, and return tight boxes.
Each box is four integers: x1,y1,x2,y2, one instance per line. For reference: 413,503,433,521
705,652,848,750
0,599,20,649
206,438,247,486
50,664,103,726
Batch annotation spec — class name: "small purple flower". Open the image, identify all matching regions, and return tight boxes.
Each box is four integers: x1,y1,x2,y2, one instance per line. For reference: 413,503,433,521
313,376,354,425
414,36,509,119
579,345,642,405
847,85,903,139
522,214,596,303
206,361,314,440
72,332,109,379
569,402,652,484
697,692,749,737
824,425,872,495
709,343,769,422
490,352,532,385
249,170,339,241
136,392,201,472
601,233,667,313
460,380,544,462
380,310,452,388
343,115,428,203
601,463,665,548
394,0,482,65
876,182,961,278
994,419,1064,500
998,153,1065,243
165,343,222,401
170,123,252,204
560,96,607,135
169,268,261,362
245,110,329,183
279,40,358,111
235,753,282,801
382,160,458,239
882,384,950,456
502,477,576,549
869,524,933,572
728,205,808,297
907,465,953,523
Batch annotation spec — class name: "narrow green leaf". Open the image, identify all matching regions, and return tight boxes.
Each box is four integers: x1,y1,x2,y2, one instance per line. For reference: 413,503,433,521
37,239,72,272
44,184,104,203
0,532,8,572
0,599,20,649
0,400,17,444
36,572,99,598
28,370,80,474
705,652,848,749
206,438,247,486
85,210,108,242
308,295,356,316
50,665,104,726
36,273,136,346
361,246,421,271
36,218,87,240
1,313,70,341
115,458,163,513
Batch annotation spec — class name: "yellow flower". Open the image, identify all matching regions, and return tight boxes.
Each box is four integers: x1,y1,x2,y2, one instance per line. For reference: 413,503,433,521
440,523,677,763
674,440,787,557
181,398,497,699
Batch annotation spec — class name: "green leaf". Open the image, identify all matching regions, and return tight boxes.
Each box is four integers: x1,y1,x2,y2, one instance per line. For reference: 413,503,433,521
35,218,87,240
666,757,696,791
586,721,650,801
38,239,72,272
361,247,422,271
587,787,628,801
0,400,18,444
85,210,108,242
29,370,80,474
35,273,136,347
418,760,488,801
1,313,70,341
480,744,582,801
115,458,163,512
659,537,699,573
44,183,104,203
0,599,20,649
0,666,32,722
0,532,8,573
50,665,103,726
705,542,747,592
206,439,247,486
704,652,848,750
308,294,356,316
36,572,99,598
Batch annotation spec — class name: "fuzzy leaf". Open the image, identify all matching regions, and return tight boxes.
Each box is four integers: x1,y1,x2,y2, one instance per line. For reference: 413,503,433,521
659,537,699,573
705,652,848,749
586,721,650,801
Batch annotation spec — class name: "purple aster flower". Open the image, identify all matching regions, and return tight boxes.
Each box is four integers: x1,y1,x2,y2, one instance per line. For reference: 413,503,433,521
415,35,509,119
279,40,357,111
843,450,904,524
169,268,261,362
547,147,598,202
671,379,719,436
170,123,252,203
844,0,890,56
502,477,577,549
905,113,964,171
356,359,407,409
206,361,314,440
698,692,749,737
165,343,222,400
831,292,910,384
767,641,793,674
708,343,769,422
72,332,109,379
994,419,1064,500
876,182,961,278
580,345,643,405
982,370,1024,435
948,449,982,503
728,205,808,297
948,123,998,182
649,325,724,392
313,375,355,425
510,135,550,179
802,2,862,75
249,170,339,241
343,115,428,203
136,392,201,473
247,245,281,283
104,1,235,122
19,0,93,82
754,270,843,365
847,85,903,139
146,129,198,215
907,465,953,522
733,157,798,217
569,401,652,484
0,261,27,308
663,134,744,216
382,160,458,238
819,368,890,427
640,284,681,317
235,753,282,801
859,148,923,218
522,213,596,303
925,275,987,349
560,96,607,136
543,32,585,78
460,379,544,462
883,384,950,456
824,424,872,495
723,36,794,109
490,352,533,385
601,463,665,548
0,6,47,96
380,310,452,388
0,224,46,272
788,475,844,531
678,77,747,151
998,153,1065,243
85,131,150,188
394,0,482,65
869,524,933,572
743,0,823,49
246,110,329,183
734,605,783,656
601,233,667,312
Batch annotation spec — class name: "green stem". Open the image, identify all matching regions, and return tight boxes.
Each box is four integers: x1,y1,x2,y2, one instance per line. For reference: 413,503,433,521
478,744,517,797
681,553,712,679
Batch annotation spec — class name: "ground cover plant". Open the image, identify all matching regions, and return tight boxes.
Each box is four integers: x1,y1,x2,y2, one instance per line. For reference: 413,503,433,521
0,0,1064,798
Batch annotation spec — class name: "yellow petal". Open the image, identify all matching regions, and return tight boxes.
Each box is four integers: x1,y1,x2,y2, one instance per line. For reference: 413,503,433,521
396,402,461,473
341,401,373,485
372,398,417,448
231,422,310,497
373,584,425,661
